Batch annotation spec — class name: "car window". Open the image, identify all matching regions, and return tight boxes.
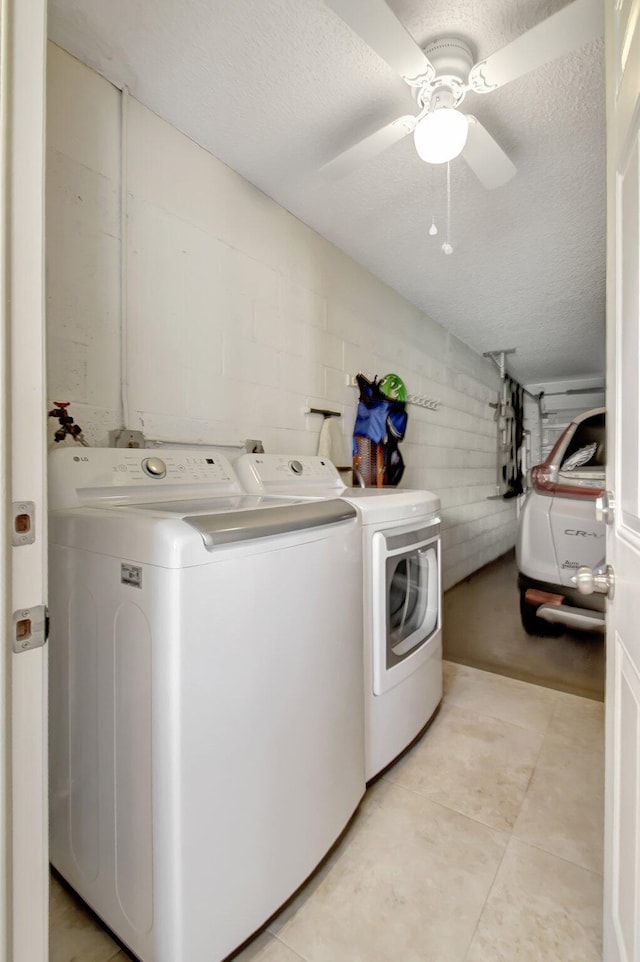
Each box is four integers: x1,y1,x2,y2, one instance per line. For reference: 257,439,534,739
560,413,606,468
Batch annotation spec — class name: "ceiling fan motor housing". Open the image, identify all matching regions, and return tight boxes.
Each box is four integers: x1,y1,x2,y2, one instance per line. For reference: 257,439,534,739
413,38,475,108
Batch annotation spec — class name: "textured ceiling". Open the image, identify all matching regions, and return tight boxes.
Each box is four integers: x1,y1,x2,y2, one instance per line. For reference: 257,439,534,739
47,0,606,384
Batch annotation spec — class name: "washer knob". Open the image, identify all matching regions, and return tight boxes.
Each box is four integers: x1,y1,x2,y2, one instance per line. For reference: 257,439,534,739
142,457,167,479
289,460,303,475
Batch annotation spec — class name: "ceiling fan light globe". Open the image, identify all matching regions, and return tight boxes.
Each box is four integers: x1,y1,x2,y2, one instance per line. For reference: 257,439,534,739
414,108,468,164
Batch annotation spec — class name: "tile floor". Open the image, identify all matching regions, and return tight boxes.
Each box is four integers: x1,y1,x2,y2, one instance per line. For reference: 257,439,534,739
50,662,604,962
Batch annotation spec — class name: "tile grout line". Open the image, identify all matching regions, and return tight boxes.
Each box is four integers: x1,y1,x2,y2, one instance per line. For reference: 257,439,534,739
273,932,309,961
460,828,512,962
514,702,606,813
442,692,556,738
106,948,129,962
384,693,588,842
538,734,606,762
381,777,514,840
508,696,556,828
508,835,605,879
444,661,566,737
459,691,587,962
509,697,605,880
459,829,604,962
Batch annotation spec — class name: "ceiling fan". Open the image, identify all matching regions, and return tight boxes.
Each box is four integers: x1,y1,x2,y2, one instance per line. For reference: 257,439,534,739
322,0,602,188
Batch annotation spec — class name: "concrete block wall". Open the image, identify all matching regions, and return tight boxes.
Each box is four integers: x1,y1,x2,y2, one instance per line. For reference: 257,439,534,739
46,43,516,590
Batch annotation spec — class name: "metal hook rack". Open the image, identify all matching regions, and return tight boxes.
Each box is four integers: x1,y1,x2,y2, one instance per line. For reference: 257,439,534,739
346,375,440,411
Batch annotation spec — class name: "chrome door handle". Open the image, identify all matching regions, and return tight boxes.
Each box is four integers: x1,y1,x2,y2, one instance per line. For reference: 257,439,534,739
572,564,615,600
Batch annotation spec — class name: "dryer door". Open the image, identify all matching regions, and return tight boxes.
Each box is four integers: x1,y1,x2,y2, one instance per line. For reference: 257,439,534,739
372,519,441,696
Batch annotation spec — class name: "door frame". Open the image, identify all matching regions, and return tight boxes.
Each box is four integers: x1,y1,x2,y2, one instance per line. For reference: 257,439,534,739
1,0,49,960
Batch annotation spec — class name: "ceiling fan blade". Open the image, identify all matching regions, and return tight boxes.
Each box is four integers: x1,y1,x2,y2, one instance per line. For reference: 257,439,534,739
321,115,416,178
323,0,435,84
461,116,516,190
468,0,603,93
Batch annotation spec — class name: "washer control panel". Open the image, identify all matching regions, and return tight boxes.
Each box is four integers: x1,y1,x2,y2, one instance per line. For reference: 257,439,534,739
107,452,235,485
49,448,243,510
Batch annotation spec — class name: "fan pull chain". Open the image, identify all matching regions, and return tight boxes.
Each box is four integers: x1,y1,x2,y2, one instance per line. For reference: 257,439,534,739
442,161,453,255
429,164,438,236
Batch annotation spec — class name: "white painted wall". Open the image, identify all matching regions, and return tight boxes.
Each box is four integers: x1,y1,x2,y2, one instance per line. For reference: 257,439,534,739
45,43,516,590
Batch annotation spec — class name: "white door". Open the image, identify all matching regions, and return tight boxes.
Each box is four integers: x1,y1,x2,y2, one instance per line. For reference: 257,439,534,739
603,1,640,959
1,1,49,961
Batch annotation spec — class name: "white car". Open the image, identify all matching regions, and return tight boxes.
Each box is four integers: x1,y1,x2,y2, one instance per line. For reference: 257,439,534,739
516,407,606,635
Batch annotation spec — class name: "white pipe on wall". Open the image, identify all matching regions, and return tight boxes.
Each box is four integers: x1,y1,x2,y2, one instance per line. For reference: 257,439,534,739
119,85,130,430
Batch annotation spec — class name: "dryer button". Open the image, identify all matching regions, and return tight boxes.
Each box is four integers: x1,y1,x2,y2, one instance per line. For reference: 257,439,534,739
289,460,303,475
142,457,167,479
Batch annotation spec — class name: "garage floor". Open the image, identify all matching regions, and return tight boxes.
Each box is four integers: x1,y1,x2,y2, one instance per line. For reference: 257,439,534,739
443,549,605,701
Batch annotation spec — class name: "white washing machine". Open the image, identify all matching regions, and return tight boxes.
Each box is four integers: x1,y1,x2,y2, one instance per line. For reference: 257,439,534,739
235,454,443,781
48,447,365,962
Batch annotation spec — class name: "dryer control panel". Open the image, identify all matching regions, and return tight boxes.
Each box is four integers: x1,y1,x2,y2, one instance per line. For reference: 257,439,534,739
236,453,345,493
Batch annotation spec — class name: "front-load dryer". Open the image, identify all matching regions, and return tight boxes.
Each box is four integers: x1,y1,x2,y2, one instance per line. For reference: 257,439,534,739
235,453,443,781
48,447,365,962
